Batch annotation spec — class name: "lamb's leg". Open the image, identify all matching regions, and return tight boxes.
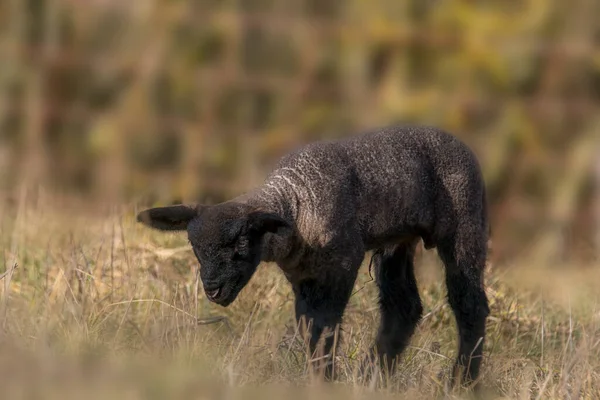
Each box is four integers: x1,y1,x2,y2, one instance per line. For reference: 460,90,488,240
293,267,359,380
437,227,490,388
366,241,423,378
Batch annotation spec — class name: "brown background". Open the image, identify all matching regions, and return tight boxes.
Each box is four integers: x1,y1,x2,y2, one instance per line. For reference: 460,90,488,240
1,0,599,265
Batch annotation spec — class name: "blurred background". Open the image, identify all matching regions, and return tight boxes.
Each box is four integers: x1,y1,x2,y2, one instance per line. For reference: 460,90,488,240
1,0,599,266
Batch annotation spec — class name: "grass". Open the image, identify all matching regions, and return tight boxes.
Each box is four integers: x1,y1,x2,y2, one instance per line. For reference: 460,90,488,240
0,192,599,399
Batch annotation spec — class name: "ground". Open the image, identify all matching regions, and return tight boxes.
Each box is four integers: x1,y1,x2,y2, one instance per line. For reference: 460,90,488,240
0,195,598,399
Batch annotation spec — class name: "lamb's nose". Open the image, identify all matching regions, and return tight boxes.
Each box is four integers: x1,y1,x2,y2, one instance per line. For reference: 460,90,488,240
206,287,221,300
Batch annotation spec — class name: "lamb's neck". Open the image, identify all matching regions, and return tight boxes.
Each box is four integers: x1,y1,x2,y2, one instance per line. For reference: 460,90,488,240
234,183,297,224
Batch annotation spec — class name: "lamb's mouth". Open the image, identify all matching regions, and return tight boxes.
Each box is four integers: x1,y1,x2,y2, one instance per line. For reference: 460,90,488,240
205,287,221,301
205,279,242,307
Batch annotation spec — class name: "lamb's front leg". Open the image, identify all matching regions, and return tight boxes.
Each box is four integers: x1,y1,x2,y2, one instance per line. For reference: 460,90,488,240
293,267,359,380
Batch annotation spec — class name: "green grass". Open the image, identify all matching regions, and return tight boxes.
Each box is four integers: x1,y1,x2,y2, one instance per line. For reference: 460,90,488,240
0,196,599,399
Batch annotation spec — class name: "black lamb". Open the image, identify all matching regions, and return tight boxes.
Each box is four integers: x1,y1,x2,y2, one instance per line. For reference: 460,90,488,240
137,125,491,387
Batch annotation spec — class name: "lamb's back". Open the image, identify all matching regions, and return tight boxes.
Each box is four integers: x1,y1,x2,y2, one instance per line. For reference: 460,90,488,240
262,126,484,248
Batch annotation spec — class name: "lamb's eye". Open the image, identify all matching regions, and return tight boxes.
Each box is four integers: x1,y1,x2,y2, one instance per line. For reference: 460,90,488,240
234,245,244,256
233,240,249,260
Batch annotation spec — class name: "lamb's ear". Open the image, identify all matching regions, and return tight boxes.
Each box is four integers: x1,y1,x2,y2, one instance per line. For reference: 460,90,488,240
136,204,201,231
248,211,291,236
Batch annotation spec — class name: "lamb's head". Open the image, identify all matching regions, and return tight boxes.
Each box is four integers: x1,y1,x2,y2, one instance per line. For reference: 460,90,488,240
136,202,291,307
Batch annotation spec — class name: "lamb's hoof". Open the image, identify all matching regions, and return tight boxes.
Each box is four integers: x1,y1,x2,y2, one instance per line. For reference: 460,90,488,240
357,351,383,386
308,355,338,382
437,365,482,397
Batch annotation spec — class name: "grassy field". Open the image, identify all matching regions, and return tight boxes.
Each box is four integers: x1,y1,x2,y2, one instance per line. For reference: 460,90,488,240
0,193,599,399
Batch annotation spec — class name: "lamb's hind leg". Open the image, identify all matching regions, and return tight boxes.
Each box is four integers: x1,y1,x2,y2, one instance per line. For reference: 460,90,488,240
368,240,423,377
437,224,490,388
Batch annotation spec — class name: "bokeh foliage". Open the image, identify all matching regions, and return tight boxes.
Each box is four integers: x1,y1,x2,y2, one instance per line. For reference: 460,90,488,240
1,0,599,263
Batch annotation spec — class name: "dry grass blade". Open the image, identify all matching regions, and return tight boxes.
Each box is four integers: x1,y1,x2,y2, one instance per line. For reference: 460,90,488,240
0,263,18,281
